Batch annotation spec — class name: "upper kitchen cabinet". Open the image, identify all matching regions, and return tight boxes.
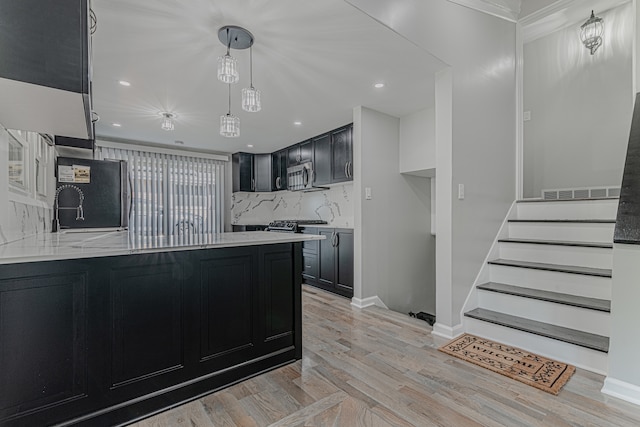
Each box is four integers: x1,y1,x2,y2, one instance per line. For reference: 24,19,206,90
0,0,93,139
331,125,353,183
272,149,287,191
232,152,272,192
312,133,331,186
288,139,313,166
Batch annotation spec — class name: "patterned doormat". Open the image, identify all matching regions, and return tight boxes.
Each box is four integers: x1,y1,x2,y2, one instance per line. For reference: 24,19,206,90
438,334,575,395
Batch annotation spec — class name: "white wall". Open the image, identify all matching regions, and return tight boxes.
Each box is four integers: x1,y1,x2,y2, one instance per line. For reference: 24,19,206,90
346,0,517,332
399,107,435,175
355,106,436,315
523,3,634,198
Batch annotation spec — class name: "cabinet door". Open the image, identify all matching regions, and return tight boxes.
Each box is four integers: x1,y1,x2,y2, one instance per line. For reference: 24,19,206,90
232,152,254,192
0,263,90,425
331,125,353,183
318,229,335,288
313,134,331,186
299,139,313,164
288,145,300,166
271,150,287,191
334,229,354,298
254,153,272,192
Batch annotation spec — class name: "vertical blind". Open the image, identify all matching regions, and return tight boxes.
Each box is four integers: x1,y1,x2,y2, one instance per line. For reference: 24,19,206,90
96,144,226,239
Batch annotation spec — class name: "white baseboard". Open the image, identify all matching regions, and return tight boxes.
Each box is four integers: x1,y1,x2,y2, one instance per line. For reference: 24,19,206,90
351,295,388,309
602,378,640,407
431,322,464,340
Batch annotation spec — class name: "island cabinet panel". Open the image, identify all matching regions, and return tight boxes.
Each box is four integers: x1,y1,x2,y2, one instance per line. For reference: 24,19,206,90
107,257,185,389
260,246,294,346
0,242,303,426
0,262,93,427
196,248,257,368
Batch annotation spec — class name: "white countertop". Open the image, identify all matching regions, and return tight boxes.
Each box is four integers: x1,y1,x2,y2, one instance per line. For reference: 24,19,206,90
0,231,324,265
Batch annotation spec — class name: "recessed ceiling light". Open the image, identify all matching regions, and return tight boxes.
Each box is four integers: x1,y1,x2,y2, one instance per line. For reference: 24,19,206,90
247,144,254,148
118,80,131,87
112,123,122,127
374,82,385,89
294,121,302,126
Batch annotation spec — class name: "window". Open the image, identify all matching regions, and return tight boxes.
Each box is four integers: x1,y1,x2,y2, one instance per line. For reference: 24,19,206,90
96,143,227,238
8,130,28,191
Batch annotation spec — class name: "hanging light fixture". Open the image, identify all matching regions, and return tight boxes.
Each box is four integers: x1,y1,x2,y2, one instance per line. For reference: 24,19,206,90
217,27,238,84
220,84,240,137
580,10,604,55
242,46,261,112
160,112,175,131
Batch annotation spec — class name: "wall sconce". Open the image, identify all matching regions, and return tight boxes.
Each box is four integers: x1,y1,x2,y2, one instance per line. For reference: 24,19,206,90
580,10,604,55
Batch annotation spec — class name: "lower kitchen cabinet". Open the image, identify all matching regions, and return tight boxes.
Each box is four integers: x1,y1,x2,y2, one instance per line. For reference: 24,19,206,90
0,243,302,427
304,227,353,298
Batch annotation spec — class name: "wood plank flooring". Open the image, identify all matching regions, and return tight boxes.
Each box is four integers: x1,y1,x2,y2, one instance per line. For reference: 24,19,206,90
128,285,640,427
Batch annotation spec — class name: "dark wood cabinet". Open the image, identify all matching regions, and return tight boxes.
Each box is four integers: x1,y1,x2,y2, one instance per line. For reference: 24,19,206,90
0,261,93,426
313,133,332,186
232,152,254,192
0,0,93,139
254,154,272,192
331,125,353,183
271,149,288,191
304,228,353,298
0,243,303,426
300,227,319,282
288,139,313,166
232,152,271,192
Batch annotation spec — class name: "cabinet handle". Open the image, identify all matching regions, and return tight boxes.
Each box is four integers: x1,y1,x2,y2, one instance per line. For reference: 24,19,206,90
335,233,340,247
276,176,281,189
344,162,349,178
251,178,255,191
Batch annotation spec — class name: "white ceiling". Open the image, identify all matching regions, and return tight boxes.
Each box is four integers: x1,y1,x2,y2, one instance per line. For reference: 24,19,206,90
91,0,446,154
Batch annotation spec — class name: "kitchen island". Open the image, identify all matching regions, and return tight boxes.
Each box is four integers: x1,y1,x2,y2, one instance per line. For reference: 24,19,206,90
0,231,322,427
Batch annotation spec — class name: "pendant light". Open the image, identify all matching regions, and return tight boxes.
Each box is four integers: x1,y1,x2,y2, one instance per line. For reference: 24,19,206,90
580,10,604,55
220,84,240,137
242,46,261,112
217,28,239,84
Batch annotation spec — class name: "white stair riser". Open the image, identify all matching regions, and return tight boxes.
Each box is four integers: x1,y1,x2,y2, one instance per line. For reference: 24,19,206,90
464,317,608,374
508,222,614,243
477,291,610,336
516,200,618,220
489,264,611,300
498,243,612,270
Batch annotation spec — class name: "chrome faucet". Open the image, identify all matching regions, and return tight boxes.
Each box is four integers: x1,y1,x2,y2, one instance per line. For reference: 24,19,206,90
53,185,85,232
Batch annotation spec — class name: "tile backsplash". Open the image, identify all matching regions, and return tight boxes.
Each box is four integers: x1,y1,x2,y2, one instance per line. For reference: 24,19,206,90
0,200,51,245
231,183,353,228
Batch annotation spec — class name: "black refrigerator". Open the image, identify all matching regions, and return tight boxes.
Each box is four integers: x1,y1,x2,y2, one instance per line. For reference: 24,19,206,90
54,157,130,230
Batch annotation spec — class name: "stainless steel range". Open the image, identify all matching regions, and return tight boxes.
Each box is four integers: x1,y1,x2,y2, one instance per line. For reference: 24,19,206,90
266,219,327,233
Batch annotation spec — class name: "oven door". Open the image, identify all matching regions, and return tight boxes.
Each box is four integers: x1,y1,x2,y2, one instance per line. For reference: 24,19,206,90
287,162,313,191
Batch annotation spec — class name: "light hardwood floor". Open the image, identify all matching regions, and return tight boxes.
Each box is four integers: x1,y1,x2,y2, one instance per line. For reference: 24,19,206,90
129,285,640,427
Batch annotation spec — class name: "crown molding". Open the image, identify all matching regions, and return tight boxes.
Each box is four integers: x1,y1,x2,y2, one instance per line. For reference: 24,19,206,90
447,0,521,22
521,0,630,44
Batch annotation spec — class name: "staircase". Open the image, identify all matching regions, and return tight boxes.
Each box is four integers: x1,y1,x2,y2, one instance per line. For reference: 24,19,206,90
463,198,617,374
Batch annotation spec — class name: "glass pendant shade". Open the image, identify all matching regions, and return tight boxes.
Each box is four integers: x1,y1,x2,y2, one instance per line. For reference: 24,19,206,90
161,113,175,131
217,54,239,84
220,113,240,137
580,11,604,55
242,86,261,112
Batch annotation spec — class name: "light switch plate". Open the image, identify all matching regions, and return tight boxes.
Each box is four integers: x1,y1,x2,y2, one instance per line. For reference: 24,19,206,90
458,184,464,200
365,187,372,200
524,111,531,121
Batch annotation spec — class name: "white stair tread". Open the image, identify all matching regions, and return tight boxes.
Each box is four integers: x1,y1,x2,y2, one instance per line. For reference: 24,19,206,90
498,238,612,249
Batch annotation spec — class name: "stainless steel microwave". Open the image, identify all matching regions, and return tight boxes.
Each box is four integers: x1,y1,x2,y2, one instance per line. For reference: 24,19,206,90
287,162,314,191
